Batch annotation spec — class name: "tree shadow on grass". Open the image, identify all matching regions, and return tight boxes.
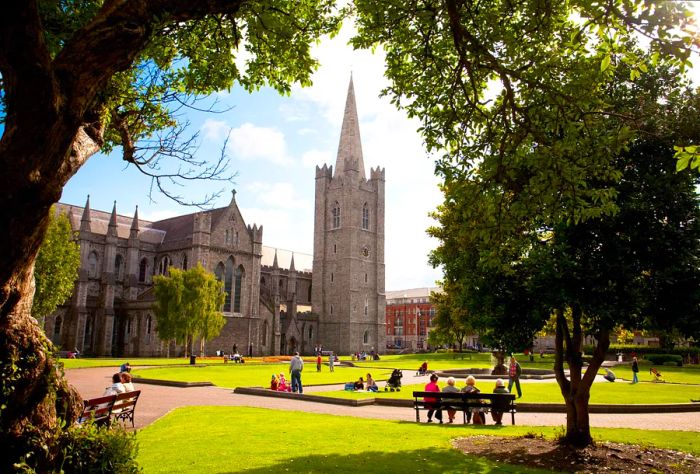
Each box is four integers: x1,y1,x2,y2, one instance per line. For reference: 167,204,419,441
218,448,554,474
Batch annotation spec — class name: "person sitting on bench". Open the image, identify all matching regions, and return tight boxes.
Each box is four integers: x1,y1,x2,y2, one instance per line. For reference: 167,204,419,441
491,378,509,425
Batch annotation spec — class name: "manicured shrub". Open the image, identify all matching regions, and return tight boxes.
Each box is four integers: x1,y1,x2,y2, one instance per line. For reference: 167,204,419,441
57,422,141,473
645,354,683,366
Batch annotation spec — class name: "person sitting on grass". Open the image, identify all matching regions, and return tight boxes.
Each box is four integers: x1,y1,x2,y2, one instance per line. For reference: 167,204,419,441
354,377,365,390
120,362,131,373
270,374,279,391
278,373,291,392
365,373,378,392
603,368,616,382
441,376,460,423
491,378,509,425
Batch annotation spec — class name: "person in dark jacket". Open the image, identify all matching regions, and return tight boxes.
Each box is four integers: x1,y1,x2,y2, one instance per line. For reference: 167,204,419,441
507,356,522,398
631,357,639,384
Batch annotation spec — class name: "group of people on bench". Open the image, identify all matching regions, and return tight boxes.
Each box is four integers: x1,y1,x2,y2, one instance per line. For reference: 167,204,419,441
103,363,136,396
424,374,510,425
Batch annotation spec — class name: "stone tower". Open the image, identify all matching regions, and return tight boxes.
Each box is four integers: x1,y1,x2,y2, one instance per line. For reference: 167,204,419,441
312,77,386,354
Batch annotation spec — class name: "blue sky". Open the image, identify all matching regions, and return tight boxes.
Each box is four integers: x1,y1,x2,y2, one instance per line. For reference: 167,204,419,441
62,24,444,291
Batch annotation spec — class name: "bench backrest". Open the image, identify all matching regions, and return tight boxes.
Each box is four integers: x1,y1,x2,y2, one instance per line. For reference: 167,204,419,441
80,394,116,424
412,391,515,404
112,390,140,415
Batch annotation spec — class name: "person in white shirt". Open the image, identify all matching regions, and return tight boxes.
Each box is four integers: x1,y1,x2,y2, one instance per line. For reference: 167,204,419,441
103,373,126,396
120,371,136,392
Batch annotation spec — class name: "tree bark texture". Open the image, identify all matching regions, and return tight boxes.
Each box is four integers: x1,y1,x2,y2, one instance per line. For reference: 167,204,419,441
0,1,246,470
553,307,610,447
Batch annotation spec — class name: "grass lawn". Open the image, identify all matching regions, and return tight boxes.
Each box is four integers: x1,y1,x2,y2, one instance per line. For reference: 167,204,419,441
59,357,214,369
315,380,700,404
348,352,556,371
136,406,700,473
132,364,397,389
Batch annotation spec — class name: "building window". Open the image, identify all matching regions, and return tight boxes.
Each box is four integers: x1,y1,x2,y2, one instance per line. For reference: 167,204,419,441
308,325,313,340
332,202,341,228
182,253,188,270
115,254,124,281
158,256,171,275
364,298,368,315
330,273,334,283
364,273,368,283
363,330,369,344
362,203,369,230
224,257,234,312
88,252,98,278
225,229,229,244
233,265,244,313
53,315,62,342
330,304,334,315
139,258,147,282
333,244,337,254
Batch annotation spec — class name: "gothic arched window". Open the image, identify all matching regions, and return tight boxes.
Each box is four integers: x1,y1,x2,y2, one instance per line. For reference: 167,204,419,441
363,330,369,344
224,257,234,312
262,320,269,346
308,325,313,340
88,252,98,278
233,265,244,313
332,202,341,228
362,203,370,230
182,253,188,270
139,258,147,282
115,254,124,281
158,255,171,275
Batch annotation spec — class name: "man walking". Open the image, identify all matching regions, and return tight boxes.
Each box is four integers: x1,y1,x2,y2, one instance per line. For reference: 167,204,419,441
507,355,522,398
328,352,335,372
631,356,639,384
289,351,304,393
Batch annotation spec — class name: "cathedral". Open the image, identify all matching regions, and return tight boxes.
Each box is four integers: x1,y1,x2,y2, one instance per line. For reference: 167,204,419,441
45,78,387,357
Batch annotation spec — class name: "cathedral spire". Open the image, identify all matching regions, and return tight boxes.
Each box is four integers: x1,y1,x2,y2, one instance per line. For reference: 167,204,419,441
80,195,91,232
108,201,118,237
334,75,366,180
289,253,296,272
130,205,140,238
272,249,279,269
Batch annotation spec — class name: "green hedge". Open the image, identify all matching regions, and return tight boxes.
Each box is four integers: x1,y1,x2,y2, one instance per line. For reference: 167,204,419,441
645,354,683,366
582,344,699,358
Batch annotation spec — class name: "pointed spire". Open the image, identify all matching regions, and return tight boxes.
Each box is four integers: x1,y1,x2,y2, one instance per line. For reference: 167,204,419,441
231,189,237,203
80,195,91,232
289,253,296,272
334,75,366,180
108,201,118,237
272,249,279,269
130,205,140,238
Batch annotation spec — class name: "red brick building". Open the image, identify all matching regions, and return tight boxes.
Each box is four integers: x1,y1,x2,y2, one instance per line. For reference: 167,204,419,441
385,287,439,350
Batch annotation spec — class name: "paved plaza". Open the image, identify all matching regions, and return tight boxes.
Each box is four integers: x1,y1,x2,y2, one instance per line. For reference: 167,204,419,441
66,367,700,431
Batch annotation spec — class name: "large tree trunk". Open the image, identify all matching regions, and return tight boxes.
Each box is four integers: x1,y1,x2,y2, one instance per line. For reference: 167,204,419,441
553,307,610,447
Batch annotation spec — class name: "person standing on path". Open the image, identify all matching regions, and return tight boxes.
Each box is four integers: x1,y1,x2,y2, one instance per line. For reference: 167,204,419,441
328,352,334,372
507,356,522,398
631,357,639,384
289,351,304,393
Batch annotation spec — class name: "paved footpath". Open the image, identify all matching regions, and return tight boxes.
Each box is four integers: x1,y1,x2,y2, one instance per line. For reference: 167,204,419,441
66,367,700,432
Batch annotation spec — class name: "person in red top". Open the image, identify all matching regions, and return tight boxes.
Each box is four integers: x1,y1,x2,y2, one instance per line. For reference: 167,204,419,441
316,354,322,372
424,373,443,423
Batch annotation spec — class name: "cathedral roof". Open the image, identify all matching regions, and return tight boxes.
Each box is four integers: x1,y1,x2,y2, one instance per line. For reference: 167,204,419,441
261,246,312,273
334,75,366,180
56,203,166,244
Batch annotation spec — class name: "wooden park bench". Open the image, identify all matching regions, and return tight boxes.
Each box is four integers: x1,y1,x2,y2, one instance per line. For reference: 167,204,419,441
78,390,141,428
412,391,517,425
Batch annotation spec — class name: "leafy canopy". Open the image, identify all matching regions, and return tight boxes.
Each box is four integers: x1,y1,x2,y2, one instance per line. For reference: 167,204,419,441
153,264,226,352
33,208,80,321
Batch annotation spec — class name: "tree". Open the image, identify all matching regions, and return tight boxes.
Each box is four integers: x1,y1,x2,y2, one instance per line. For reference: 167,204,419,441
429,64,700,446
32,208,81,324
429,288,472,350
153,264,226,358
352,0,698,447
0,2,340,470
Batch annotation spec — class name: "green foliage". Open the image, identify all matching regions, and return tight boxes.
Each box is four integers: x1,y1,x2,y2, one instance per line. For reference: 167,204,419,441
57,422,140,474
645,354,683,366
153,264,225,355
32,208,80,322
429,287,474,349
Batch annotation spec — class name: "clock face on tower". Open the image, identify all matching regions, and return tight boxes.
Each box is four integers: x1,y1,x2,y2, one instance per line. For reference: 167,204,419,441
361,246,370,258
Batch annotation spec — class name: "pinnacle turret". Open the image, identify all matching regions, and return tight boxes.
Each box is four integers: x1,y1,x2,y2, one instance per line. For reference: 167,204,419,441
80,195,91,232
108,201,118,237
130,205,140,238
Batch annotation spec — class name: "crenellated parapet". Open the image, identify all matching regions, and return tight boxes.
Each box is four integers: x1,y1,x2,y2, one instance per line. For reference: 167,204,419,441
315,163,333,179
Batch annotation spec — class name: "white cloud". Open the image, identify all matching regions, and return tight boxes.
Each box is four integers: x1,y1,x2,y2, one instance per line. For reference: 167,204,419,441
301,149,333,168
240,207,313,254
201,119,230,141
245,182,310,210
228,123,292,165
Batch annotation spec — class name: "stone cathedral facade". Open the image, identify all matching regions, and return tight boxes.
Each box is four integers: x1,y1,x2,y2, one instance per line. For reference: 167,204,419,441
45,78,385,357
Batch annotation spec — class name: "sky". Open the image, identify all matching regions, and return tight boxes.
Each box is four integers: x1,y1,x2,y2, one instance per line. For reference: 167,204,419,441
61,23,444,291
